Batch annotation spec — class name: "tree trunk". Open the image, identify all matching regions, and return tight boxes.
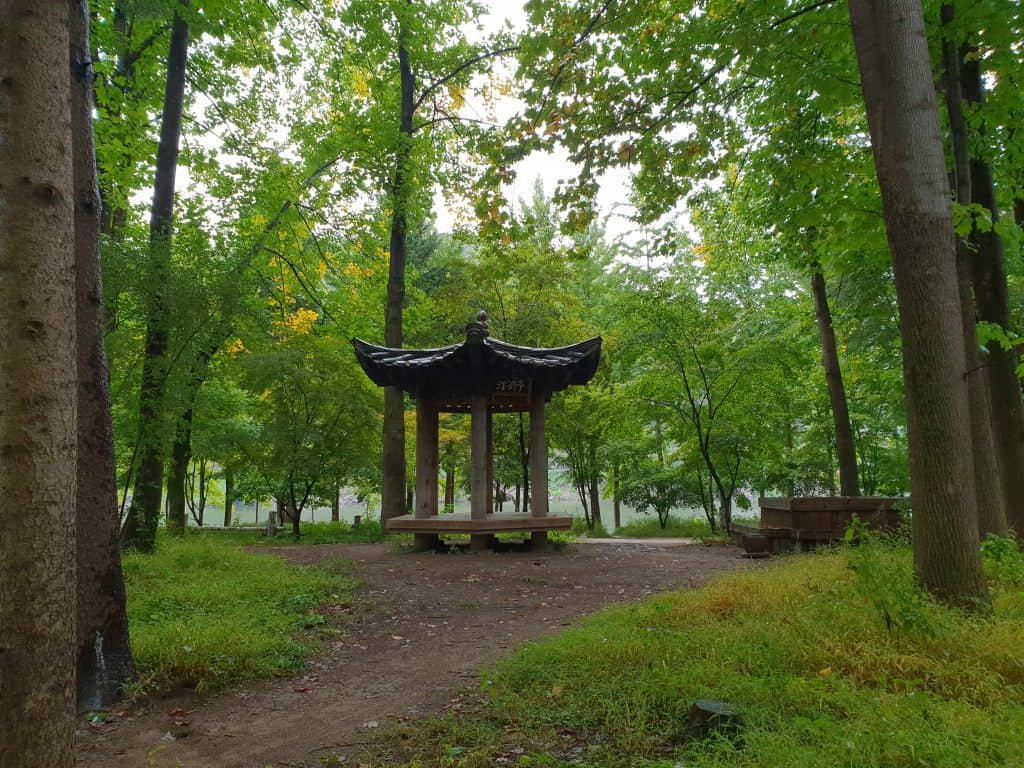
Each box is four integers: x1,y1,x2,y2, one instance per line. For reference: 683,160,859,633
445,466,455,512
811,266,860,496
589,475,602,528
612,460,622,530
0,1,77,761
960,49,1024,535
121,1,190,551
70,0,134,713
847,0,986,604
165,408,192,535
224,469,234,527
291,496,301,537
941,6,1007,538
331,483,340,522
518,412,530,511
381,32,415,529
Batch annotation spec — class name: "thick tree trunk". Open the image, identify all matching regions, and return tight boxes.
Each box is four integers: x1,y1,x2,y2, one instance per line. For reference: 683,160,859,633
960,51,1024,534
0,1,77,762
847,0,986,604
70,0,134,712
165,408,192,535
941,7,1007,538
811,267,860,496
224,469,234,527
331,484,340,522
381,34,415,529
122,1,190,551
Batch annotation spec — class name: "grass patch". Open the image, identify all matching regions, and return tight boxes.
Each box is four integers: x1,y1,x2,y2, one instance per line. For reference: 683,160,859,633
614,514,714,539
122,536,358,695
369,545,1024,767
197,518,384,546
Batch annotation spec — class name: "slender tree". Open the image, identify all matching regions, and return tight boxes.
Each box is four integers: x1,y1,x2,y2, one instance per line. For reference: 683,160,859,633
121,0,191,550
0,0,78,762
381,25,415,528
71,0,134,709
810,265,859,496
846,0,986,604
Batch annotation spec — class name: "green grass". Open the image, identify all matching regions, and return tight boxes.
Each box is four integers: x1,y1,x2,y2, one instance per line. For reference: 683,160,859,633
122,536,358,695
614,514,714,539
367,544,1024,767
196,518,385,546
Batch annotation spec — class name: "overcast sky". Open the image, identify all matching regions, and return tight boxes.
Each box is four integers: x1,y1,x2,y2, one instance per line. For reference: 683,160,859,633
431,0,637,240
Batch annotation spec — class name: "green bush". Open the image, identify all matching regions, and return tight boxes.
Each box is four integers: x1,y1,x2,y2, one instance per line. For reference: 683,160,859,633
122,536,357,694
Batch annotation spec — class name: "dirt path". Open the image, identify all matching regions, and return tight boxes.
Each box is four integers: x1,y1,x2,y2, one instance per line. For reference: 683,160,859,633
76,541,755,768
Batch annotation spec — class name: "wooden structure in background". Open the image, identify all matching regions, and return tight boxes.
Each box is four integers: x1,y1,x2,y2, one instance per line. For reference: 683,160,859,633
734,496,904,553
353,311,601,551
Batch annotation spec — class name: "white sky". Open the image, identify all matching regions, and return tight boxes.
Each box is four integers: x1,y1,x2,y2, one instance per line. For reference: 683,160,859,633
431,0,638,240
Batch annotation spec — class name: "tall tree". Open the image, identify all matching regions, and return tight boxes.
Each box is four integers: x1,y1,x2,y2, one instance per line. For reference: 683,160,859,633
121,0,190,551
811,265,859,496
71,0,133,709
960,44,1024,534
0,0,78,762
381,22,415,527
846,0,985,604
940,4,1007,538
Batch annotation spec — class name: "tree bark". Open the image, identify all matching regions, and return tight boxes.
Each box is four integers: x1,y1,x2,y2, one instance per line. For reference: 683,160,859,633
445,466,455,511
70,0,134,712
224,469,234,527
941,6,1007,538
960,48,1024,535
612,460,622,529
121,1,190,551
165,407,192,535
330,483,340,522
0,1,78,761
381,32,415,529
847,0,986,604
811,266,860,496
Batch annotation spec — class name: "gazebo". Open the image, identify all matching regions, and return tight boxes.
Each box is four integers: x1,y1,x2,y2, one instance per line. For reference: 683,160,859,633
353,311,601,551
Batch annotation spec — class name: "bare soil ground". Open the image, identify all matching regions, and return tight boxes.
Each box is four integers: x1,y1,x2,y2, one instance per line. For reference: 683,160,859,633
76,540,755,768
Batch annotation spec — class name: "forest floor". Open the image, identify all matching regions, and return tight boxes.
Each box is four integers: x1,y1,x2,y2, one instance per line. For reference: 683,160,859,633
75,539,751,768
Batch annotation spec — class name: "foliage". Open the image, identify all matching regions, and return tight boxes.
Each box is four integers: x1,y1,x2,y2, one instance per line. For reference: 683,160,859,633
618,461,690,529
121,536,358,694
614,515,718,540
369,552,1024,767
200,519,385,547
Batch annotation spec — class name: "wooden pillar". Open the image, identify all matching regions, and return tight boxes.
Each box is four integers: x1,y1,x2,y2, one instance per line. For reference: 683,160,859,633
470,392,490,550
414,397,439,551
529,394,549,548
486,410,494,514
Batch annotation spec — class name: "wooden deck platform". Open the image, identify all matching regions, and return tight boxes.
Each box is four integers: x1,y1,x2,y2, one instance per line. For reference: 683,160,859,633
387,512,572,534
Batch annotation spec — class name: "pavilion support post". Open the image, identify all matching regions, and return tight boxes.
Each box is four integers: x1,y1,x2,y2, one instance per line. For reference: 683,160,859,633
470,392,491,551
486,410,494,514
414,397,439,552
529,395,549,549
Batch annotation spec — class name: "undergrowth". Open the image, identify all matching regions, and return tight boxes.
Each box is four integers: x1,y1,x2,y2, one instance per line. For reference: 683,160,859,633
122,536,358,696
368,542,1024,767
197,518,384,546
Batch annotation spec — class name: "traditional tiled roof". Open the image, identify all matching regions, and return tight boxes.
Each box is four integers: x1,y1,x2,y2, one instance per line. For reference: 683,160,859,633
352,314,601,398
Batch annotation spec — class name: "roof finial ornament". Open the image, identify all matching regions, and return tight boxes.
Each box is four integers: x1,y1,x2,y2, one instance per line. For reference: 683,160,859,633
466,309,490,343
